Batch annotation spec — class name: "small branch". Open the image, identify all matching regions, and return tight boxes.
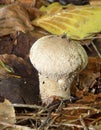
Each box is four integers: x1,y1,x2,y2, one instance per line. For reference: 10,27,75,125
91,41,101,58
45,116,58,130
13,103,43,109
56,100,64,112
52,123,97,130
0,120,36,130
90,116,101,125
79,115,89,130
59,123,83,128
38,112,51,130
63,106,100,113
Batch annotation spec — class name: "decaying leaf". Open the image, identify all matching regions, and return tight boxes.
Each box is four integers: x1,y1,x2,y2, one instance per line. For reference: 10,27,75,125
90,124,101,130
0,99,34,130
32,3,101,40
0,54,39,104
14,0,37,7
0,4,33,37
90,0,101,5
0,123,35,130
8,125,35,130
0,54,37,77
0,99,15,129
76,57,101,95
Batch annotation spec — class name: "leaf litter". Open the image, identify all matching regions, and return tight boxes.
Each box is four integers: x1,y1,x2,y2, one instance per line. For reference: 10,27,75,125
0,0,101,130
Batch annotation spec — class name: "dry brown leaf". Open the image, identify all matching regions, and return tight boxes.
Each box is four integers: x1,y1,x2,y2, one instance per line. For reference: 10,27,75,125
15,0,36,7
0,99,15,123
90,124,101,130
0,54,39,104
76,57,101,95
0,122,36,130
0,99,15,129
90,0,101,5
0,31,44,59
0,4,33,37
95,34,101,44
7,125,35,130
0,99,35,130
0,54,36,77
0,0,10,4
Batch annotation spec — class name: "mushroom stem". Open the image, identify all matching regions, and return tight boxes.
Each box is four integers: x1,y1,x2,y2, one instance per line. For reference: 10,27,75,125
39,73,75,103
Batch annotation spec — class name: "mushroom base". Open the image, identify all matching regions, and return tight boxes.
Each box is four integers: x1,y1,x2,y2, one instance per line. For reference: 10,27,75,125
39,74,74,103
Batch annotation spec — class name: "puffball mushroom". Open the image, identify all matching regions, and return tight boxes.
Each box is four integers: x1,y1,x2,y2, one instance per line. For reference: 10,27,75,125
29,35,88,104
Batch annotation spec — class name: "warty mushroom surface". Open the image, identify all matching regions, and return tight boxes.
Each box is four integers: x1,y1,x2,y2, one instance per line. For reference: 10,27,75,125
29,35,88,104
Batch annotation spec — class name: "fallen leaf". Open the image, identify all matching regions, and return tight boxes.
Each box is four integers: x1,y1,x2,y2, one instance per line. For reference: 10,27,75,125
32,3,101,40
0,99,15,123
0,4,33,37
0,54,37,77
0,31,44,59
0,99,15,129
16,0,35,5
90,0,101,5
0,54,39,104
0,121,35,130
76,57,101,95
90,124,101,130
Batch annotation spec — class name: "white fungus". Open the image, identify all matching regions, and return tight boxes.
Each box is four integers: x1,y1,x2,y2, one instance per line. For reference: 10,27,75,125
29,35,88,103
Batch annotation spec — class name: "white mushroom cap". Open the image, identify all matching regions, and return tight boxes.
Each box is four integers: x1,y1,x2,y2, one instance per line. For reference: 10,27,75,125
29,35,88,81
30,35,88,103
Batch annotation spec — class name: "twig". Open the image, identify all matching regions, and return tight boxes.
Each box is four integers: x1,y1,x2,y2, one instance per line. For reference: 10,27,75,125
90,116,101,125
91,41,101,58
13,103,43,109
63,106,100,113
59,123,83,128
38,112,52,130
0,120,36,130
79,115,89,130
56,100,64,112
45,115,58,130
52,122,97,130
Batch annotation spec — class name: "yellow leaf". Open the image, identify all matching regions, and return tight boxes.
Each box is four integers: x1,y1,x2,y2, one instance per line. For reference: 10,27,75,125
40,2,63,14
32,3,101,40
